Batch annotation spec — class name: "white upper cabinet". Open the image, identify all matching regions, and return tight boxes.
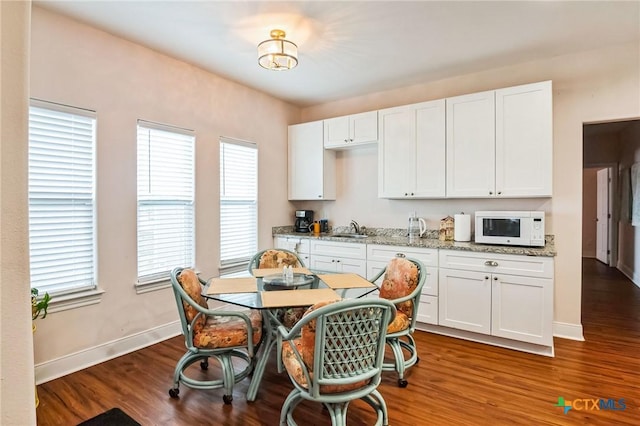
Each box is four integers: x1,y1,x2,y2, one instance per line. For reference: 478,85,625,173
446,81,553,198
324,111,378,149
288,121,336,200
495,81,553,197
378,99,446,198
446,90,496,198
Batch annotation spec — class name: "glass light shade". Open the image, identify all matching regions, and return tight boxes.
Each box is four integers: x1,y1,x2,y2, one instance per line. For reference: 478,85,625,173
258,30,298,70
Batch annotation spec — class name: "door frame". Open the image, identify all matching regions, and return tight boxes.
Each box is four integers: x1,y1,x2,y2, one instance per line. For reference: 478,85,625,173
594,163,618,267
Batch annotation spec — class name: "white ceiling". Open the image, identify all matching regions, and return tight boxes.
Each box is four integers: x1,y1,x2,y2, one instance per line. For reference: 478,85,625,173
35,1,640,107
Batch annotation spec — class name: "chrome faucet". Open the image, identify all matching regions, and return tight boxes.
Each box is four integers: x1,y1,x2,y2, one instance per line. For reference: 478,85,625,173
350,220,360,234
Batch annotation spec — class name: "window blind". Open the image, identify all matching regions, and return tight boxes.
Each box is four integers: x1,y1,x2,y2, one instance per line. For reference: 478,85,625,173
28,100,96,294
137,121,195,282
220,138,257,272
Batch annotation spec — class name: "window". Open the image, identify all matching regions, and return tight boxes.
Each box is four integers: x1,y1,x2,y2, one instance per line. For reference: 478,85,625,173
28,100,96,295
137,121,195,284
219,138,258,275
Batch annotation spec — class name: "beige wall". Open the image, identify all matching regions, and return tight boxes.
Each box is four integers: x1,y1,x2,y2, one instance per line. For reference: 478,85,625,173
29,7,299,368
618,122,640,285
300,42,640,330
1,1,37,424
582,168,598,258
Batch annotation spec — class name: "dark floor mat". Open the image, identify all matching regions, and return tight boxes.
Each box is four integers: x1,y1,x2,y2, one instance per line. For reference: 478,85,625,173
77,408,141,426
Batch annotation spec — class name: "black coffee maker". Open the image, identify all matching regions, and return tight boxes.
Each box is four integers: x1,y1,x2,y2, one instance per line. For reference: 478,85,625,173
295,210,314,233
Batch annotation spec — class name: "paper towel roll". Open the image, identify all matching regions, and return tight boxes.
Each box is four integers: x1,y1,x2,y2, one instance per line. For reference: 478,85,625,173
454,214,471,242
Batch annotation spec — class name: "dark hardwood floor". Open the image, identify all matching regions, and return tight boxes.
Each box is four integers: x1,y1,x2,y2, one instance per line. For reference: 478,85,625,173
36,258,640,425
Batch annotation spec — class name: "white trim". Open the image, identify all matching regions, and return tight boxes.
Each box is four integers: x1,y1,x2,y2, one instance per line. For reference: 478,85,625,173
30,98,96,118
552,321,585,341
416,324,554,357
46,288,105,314
35,321,181,384
617,262,640,288
137,119,194,135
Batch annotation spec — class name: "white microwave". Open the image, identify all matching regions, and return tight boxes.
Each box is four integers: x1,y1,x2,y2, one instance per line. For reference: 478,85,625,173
474,211,545,247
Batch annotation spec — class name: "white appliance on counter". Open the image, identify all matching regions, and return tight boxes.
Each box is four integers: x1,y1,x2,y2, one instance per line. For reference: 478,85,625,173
474,211,545,247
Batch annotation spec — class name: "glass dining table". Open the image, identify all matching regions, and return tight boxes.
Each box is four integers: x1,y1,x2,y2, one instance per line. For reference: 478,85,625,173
204,268,379,402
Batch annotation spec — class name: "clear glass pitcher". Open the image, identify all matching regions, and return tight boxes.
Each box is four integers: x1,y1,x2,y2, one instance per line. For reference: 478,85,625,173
408,216,427,241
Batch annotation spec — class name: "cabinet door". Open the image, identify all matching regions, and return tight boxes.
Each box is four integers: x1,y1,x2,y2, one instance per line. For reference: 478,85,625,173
414,99,446,198
288,121,336,200
378,105,414,198
491,274,553,345
495,81,552,197
438,268,491,334
309,254,338,273
366,260,387,283
417,295,438,325
336,257,367,276
350,111,378,145
323,116,350,148
446,91,496,198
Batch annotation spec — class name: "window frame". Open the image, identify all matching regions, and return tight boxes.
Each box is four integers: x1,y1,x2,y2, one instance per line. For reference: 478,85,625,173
136,120,196,291
28,99,103,312
219,137,258,276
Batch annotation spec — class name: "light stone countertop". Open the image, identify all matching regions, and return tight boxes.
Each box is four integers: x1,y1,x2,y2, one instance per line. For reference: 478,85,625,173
272,226,556,257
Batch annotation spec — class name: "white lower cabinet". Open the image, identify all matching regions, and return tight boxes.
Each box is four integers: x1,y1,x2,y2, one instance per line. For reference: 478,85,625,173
367,244,439,325
273,236,311,265
438,250,554,346
438,268,492,334
271,236,555,352
308,240,367,275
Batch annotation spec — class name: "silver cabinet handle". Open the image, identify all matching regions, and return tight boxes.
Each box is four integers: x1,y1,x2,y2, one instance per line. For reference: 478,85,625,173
485,260,498,267
396,253,406,258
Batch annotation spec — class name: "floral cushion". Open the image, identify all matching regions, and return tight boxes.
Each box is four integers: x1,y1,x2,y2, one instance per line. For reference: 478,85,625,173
177,269,209,333
282,301,369,393
178,269,262,349
379,258,419,332
193,309,263,350
258,249,301,269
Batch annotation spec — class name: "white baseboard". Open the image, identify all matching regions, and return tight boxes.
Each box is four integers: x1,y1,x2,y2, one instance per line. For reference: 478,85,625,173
617,262,640,288
35,320,182,385
553,321,585,341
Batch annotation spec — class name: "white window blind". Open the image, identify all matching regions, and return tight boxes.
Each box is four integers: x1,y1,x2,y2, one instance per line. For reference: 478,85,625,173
220,138,257,272
137,121,195,283
28,100,96,295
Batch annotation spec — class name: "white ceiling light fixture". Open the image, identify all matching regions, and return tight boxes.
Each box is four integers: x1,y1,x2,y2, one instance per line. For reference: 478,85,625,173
258,29,298,71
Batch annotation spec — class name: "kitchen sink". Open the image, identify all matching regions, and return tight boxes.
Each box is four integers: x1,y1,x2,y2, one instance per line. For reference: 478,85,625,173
331,233,368,239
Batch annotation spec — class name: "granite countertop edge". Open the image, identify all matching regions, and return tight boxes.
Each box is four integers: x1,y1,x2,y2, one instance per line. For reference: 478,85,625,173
272,226,556,257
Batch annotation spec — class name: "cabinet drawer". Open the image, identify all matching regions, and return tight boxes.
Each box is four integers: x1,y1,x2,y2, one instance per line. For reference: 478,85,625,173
367,244,438,267
272,237,310,254
439,250,553,279
310,240,366,259
417,295,438,325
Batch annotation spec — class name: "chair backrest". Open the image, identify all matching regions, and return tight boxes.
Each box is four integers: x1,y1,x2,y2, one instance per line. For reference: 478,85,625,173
290,298,396,398
248,248,305,273
375,256,426,332
170,267,209,341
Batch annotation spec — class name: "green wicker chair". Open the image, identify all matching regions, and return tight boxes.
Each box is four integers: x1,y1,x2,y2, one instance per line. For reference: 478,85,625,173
247,248,305,274
369,256,426,387
168,267,262,404
277,298,396,426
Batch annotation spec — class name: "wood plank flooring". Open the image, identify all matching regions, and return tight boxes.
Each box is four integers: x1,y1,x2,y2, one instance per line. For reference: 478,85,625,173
36,258,640,425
